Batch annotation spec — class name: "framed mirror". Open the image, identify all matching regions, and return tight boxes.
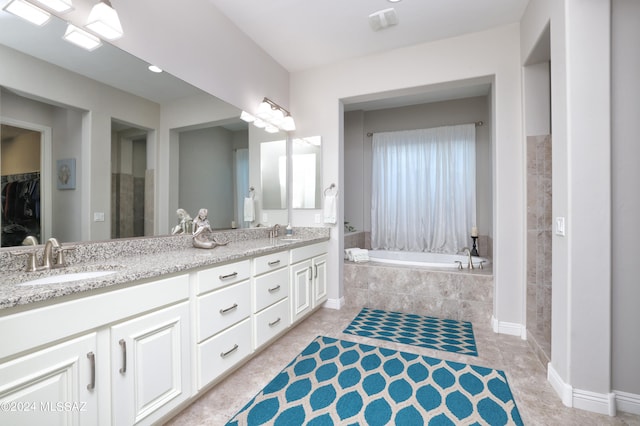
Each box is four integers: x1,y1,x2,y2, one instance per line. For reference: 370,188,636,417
292,136,322,209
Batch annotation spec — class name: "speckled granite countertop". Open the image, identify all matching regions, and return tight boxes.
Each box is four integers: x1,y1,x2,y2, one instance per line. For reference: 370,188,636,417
0,228,330,312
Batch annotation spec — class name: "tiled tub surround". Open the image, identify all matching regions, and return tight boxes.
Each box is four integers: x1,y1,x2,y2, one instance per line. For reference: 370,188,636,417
343,260,494,331
526,134,552,366
0,227,329,310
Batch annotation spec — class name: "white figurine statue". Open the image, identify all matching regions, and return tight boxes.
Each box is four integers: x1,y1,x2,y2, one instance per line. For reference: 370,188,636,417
192,208,230,249
171,208,193,235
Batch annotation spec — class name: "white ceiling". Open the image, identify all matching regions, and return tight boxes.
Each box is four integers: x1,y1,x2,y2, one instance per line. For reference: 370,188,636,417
209,0,530,73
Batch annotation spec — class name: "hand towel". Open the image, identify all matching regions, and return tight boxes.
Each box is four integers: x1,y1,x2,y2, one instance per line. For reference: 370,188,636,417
244,197,255,222
323,193,337,224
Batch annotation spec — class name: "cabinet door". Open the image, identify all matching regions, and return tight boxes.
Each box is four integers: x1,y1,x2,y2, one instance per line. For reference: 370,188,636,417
0,333,98,426
291,259,312,323
111,302,190,426
313,254,328,305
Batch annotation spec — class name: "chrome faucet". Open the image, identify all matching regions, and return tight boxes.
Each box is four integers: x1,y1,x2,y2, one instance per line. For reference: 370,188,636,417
269,224,281,238
42,237,61,269
460,247,475,270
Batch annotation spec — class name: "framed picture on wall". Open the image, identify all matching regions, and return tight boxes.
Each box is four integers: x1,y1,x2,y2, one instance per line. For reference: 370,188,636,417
56,158,76,190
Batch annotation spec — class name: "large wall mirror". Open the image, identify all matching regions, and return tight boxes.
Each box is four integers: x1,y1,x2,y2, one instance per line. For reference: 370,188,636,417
292,136,322,209
0,8,286,246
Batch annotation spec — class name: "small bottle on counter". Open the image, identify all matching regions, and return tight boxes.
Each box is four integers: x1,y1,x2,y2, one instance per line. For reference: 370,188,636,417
286,223,293,236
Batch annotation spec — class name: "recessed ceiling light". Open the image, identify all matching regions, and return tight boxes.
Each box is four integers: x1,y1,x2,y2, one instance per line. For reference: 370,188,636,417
148,65,162,73
388,0,402,2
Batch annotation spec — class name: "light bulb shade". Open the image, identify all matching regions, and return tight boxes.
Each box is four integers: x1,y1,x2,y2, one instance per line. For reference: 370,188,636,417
264,124,279,134
85,1,123,40
63,24,102,51
33,0,73,13
270,108,285,125
252,119,266,129
256,101,273,120
2,0,51,26
240,111,255,123
281,116,296,132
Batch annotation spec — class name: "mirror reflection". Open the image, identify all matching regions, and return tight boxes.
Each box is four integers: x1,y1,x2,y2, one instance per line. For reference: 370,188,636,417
260,139,287,210
1,8,286,245
292,136,322,209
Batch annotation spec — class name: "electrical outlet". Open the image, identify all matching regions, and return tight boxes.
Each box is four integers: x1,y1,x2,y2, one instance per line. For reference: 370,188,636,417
94,212,105,222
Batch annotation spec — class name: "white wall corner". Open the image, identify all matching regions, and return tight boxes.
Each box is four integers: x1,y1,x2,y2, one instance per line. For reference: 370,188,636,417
615,391,640,415
548,362,573,407
323,297,345,310
491,315,526,339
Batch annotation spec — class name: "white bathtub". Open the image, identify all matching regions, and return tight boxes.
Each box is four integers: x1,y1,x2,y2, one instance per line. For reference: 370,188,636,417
368,250,490,269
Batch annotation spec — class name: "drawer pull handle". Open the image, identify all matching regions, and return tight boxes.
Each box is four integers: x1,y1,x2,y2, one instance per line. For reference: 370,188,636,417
219,272,238,280
314,265,318,279
220,303,238,314
269,317,282,327
87,352,96,391
268,259,281,266
220,344,239,358
308,266,313,281
268,285,281,293
119,339,127,374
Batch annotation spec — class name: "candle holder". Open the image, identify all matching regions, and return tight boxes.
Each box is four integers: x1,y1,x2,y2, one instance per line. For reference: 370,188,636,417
471,236,479,256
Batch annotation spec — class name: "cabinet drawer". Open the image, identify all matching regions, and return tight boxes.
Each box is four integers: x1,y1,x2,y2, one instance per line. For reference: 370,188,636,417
254,267,289,313
197,260,251,294
291,242,328,263
197,281,250,342
197,318,252,390
254,298,290,349
254,250,289,276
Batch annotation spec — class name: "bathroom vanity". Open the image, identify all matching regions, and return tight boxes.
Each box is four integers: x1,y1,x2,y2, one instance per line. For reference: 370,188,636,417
0,229,329,425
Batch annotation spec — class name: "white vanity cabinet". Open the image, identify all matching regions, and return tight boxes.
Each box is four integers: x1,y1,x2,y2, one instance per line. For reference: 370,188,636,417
290,242,328,323
253,251,290,349
0,273,191,426
195,260,253,390
110,301,191,426
0,333,99,426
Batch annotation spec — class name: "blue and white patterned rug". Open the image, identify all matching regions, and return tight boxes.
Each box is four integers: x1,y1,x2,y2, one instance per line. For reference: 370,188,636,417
343,307,478,356
226,336,523,425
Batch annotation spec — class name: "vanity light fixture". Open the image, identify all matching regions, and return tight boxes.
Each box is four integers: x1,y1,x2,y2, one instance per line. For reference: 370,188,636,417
63,24,102,51
241,97,296,132
85,0,123,40
33,0,73,13
2,0,51,26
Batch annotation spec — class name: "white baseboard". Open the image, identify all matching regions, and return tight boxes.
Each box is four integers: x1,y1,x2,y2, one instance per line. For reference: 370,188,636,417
548,363,617,416
548,363,574,407
615,390,640,415
323,297,344,310
573,389,615,416
491,316,526,339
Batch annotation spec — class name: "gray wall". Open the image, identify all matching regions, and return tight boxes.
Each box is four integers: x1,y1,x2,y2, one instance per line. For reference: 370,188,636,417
178,126,236,230
344,96,492,243
612,0,640,395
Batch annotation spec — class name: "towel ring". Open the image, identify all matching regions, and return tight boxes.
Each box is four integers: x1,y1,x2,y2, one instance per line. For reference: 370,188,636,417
248,186,255,198
324,183,337,196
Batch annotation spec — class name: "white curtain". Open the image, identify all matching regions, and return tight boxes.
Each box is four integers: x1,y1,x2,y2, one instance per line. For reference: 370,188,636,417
234,149,249,228
371,124,476,253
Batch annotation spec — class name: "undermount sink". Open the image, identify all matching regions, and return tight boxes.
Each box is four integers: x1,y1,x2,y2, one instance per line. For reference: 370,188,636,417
17,270,118,286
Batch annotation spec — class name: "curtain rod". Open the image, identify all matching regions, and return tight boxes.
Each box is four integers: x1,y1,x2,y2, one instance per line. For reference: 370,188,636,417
366,121,484,137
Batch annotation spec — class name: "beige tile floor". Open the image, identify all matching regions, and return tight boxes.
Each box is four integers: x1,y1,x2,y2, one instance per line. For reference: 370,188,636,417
165,307,640,426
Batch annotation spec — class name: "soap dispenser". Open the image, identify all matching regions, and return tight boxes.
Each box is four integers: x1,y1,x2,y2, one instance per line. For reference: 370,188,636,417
286,223,293,236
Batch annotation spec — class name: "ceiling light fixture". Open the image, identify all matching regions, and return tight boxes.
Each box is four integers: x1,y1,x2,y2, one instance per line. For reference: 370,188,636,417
63,24,102,51
85,0,123,40
148,65,163,73
2,0,51,26
33,0,73,13
241,97,296,132
368,8,398,31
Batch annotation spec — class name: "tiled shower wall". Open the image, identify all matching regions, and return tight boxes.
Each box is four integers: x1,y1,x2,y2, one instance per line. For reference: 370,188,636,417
526,134,552,364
